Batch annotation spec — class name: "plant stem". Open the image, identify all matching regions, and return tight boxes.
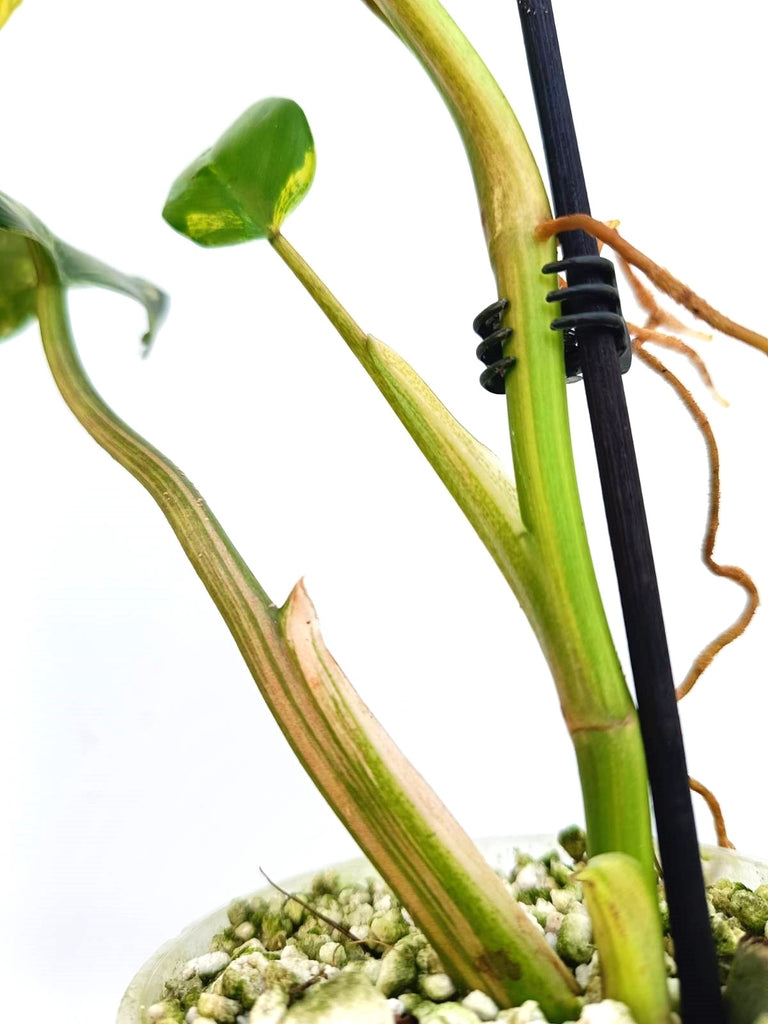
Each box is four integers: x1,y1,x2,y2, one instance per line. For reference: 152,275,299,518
516,6,723,1020
27,242,581,1017
272,215,653,877
348,0,657,883
270,230,536,608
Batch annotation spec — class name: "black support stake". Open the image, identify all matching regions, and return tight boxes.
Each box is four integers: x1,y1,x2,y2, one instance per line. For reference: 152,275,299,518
515,4,724,1022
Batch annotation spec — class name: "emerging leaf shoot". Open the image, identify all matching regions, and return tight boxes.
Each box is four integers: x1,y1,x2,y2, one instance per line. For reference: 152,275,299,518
163,98,316,246
577,853,670,1024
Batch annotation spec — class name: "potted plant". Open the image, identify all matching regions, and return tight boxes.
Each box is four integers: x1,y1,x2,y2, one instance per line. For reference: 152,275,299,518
0,1,765,1023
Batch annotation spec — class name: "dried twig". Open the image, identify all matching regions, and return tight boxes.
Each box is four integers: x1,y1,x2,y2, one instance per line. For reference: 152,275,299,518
258,867,392,951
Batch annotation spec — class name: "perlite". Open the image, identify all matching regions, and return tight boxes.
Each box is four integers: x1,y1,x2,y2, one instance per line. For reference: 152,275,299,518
248,986,290,1024
730,890,768,935
556,911,594,966
416,1001,483,1024
151,848,756,1024
578,1000,635,1024
369,908,410,945
711,913,746,958
219,958,265,1008
148,1002,184,1023
462,990,500,1020
281,971,391,1024
235,922,256,943
318,941,347,968
227,900,251,929
196,993,242,1023
376,947,417,997
183,953,232,981
418,971,457,1002
496,999,545,1023
514,862,550,893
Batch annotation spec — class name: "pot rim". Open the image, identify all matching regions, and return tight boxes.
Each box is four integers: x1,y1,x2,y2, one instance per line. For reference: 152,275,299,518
116,834,768,1024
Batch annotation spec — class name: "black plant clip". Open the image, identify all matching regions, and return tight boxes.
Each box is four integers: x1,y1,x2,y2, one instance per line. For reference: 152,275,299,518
543,254,632,382
471,298,516,393
472,255,631,392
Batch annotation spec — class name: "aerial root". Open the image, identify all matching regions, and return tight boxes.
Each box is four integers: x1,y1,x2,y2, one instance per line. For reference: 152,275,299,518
628,325,728,406
689,776,735,849
536,214,768,355
539,214,765,848
629,345,759,700
617,254,712,342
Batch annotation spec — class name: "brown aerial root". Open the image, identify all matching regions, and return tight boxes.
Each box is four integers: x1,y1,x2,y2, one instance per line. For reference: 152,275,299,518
629,325,728,407
631,344,759,700
618,253,724,401
535,214,768,355
689,776,735,849
617,255,712,342
541,213,762,848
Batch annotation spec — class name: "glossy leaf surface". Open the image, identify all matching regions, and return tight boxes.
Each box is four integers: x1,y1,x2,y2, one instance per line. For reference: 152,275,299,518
163,98,315,247
0,191,167,348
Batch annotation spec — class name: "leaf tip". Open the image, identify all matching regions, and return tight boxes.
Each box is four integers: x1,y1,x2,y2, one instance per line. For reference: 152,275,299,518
138,281,170,355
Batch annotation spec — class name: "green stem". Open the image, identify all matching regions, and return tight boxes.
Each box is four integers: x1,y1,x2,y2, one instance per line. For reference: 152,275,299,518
362,0,655,882
270,231,537,604
28,242,581,1019
272,221,652,876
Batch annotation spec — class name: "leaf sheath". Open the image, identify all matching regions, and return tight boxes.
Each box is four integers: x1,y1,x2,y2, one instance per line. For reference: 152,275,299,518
28,244,580,1018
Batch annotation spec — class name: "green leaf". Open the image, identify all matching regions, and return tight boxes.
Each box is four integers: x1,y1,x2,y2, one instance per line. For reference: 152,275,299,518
0,0,22,29
577,853,670,1024
0,191,167,350
163,98,315,247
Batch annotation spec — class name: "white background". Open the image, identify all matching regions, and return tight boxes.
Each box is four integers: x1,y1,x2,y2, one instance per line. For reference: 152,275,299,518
1,1,766,1019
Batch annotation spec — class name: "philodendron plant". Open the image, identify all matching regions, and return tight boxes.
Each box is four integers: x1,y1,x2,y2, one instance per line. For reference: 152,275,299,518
1,2,766,1024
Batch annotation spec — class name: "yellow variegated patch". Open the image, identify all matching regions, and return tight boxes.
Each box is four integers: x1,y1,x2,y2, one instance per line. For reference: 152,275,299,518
184,209,245,243
163,98,316,247
271,148,317,234
0,0,21,29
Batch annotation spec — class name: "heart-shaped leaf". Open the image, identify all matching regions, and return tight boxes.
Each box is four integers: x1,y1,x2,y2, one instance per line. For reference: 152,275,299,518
163,98,315,247
0,190,167,349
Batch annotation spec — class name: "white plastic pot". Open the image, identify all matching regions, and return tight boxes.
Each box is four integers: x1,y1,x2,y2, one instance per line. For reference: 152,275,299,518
116,836,768,1024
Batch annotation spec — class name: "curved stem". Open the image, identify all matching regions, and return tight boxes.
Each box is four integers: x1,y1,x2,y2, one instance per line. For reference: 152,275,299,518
367,0,655,881
27,242,581,1018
